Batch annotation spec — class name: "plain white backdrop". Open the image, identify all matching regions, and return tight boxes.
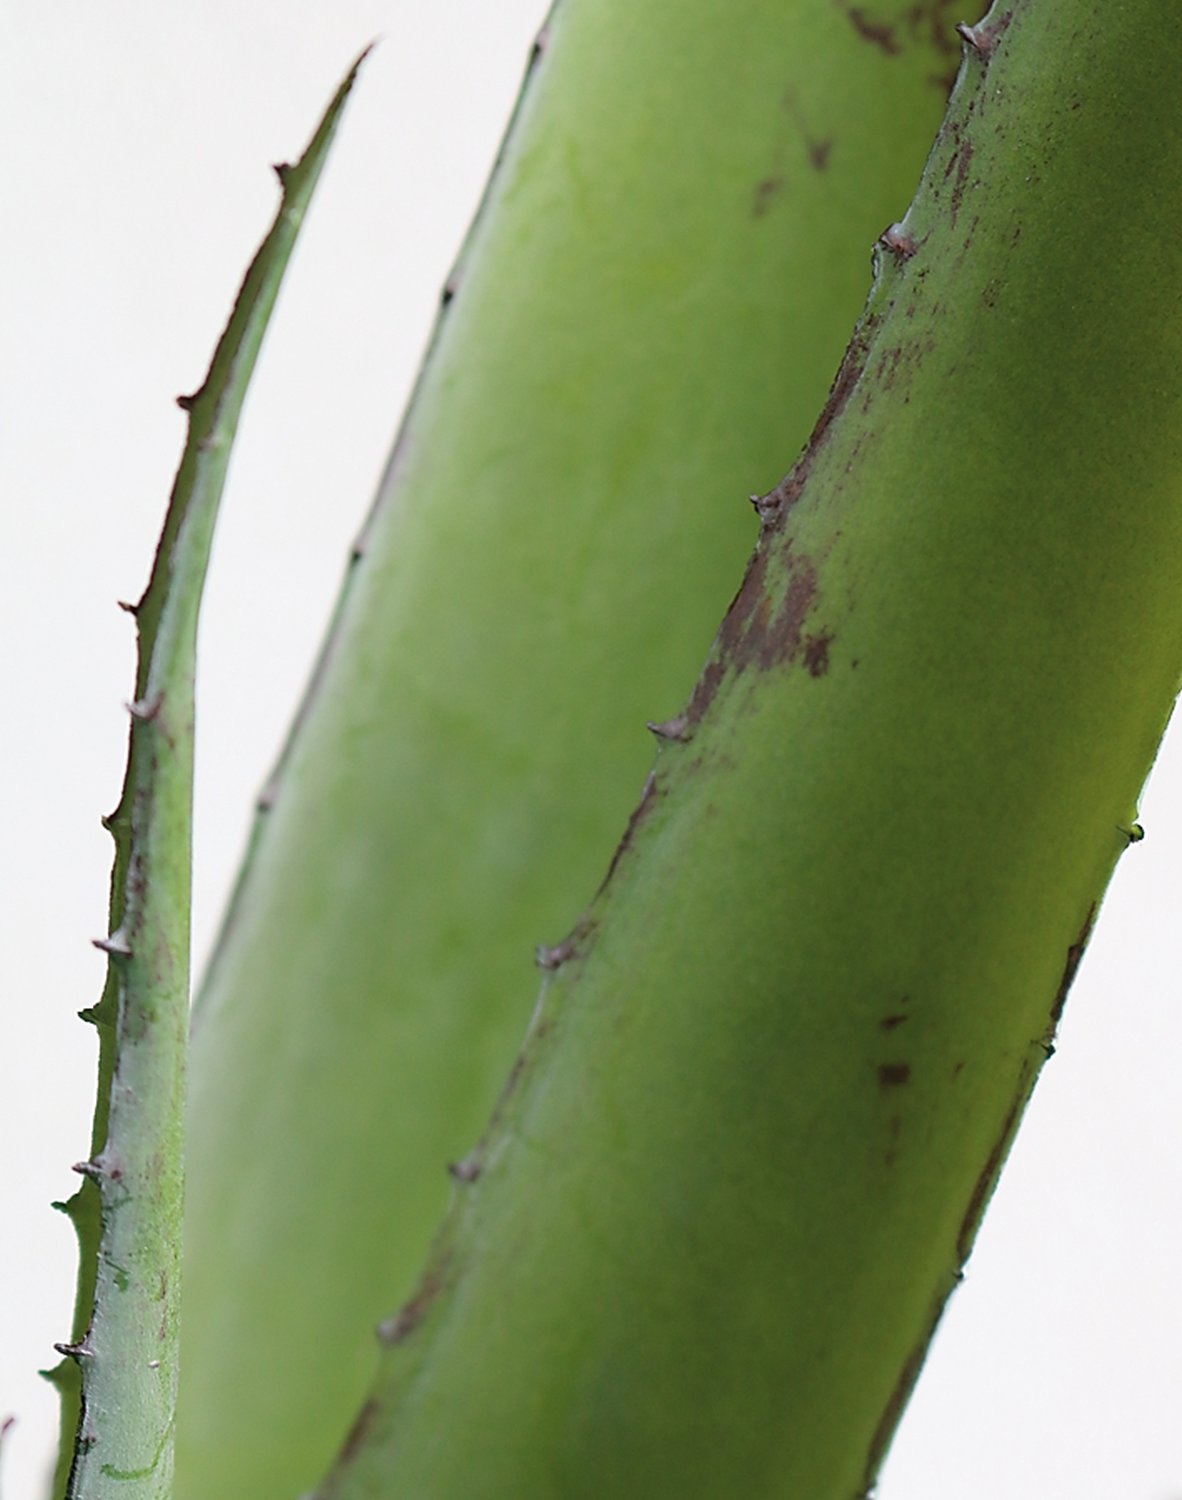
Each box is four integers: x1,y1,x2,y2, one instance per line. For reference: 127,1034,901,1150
2,7,1180,1497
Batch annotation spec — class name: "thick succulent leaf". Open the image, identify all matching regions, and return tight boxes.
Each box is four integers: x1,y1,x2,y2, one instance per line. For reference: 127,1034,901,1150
177,5,960,1496
47,55,367,1500
312,4,1182,1495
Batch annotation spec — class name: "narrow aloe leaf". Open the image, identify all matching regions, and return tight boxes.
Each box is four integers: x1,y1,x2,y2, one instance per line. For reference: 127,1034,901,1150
313,4,1182,1495
44,55,367,1500
178,7,959,1494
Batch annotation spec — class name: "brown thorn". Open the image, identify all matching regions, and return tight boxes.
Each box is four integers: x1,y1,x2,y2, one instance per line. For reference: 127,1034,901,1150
646,715,688,743
447,1156,481,1184
749,491,780,523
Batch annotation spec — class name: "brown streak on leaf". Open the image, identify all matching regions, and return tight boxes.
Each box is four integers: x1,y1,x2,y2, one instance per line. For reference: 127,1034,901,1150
837,2,901,54
803,631,833,677
860,1290,949,1493
1044,903,1097,1045
956,1090,1024,1264
597,773,662,892
752,176,785,217
378,1257,452,1347
337,1399,381,1465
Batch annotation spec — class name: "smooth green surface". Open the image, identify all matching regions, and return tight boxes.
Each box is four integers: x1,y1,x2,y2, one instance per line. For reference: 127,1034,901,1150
178,5,960,1496
47,60,365,1500
316,5,1182,1495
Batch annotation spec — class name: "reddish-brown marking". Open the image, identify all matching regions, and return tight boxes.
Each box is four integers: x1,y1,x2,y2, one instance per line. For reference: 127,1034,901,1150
379,1259,451,1347
877,1062,912,1088
838,3,901,53
879,1013,909,1031
758,561,820,671
597,774,662,890
780,88,834,175
803,631,833,677
953,138,974,225
956,1090,1025,1263
838,0,960,71
860,1294,948,1492
1044,903,1097,1044
337,1398,381,1465
752,176,784,217
904,0,961,57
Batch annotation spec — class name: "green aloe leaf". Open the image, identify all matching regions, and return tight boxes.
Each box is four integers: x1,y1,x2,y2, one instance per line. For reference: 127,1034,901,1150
177,5,959,1496
45,54,368,1500
311,3,1182,1495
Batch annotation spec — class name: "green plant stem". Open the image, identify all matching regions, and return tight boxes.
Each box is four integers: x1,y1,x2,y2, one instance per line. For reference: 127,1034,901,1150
46,56,367,1500
314,5,1182,1495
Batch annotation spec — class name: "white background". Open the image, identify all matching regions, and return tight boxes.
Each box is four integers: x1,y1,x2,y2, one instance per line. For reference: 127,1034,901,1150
2,6,1179,1497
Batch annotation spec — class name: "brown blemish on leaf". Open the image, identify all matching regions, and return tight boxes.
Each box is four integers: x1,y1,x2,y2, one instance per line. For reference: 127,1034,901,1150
803,631,833,677
906,0,962,58
597,772,662,890
837,2,901,54
337,1398,381,1465
877,1062,911,1088
1044,903,1097,1047
530,23,551,63
752,176,785,217
879,1013,909,1031
945,134,974,226
956,1089,1025,1263
799,322,877,458
683,312,877,725
756,558,820,672
860,1289,949,1494
780,88,835,175
378,1257,452,1347
836,0,961,73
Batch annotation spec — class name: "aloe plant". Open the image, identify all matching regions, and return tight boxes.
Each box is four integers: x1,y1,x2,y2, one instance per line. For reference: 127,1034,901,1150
7,1,1182,1496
